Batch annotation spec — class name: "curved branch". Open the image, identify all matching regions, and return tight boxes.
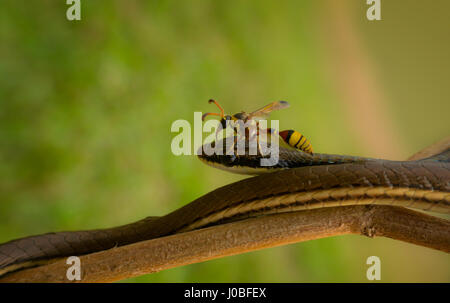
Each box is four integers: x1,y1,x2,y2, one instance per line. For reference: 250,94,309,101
407,136,450,160
1,205,449,283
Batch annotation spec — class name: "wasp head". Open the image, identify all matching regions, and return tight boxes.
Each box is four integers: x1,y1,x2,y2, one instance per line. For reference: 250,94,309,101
220,115,232,129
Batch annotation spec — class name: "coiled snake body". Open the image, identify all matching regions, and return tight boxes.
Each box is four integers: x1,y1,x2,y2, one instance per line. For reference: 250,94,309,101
1,140,449,277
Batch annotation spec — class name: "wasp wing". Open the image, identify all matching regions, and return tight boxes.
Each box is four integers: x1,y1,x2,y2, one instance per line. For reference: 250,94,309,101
247,101,290,121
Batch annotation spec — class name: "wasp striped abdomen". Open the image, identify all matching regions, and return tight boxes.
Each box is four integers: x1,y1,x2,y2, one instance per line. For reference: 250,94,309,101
279,130,313,154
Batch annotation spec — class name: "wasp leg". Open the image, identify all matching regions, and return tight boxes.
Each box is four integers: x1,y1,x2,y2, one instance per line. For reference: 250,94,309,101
243,128,282,156
244,128,261,156
251,128,276,156
223,130,238,156
215,124,222,142
266,128,279,137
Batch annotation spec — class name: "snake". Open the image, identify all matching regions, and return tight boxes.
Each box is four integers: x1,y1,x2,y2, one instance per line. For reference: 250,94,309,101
0,138,449,277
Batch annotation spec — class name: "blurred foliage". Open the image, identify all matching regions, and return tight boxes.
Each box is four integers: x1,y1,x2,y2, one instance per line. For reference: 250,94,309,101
0,0,448,282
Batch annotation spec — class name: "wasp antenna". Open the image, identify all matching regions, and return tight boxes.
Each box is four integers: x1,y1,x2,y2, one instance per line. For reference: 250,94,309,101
202,112,222,121
208,99,224,117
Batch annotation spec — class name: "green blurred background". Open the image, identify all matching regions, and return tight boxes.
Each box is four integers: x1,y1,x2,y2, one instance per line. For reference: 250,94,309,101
0,0,449,282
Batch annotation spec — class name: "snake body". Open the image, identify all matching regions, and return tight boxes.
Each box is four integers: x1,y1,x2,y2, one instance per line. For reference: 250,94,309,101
0,144,449,276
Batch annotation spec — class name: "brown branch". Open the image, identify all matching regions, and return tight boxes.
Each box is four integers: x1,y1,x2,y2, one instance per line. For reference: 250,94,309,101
407,135,450,160
1,205,449,283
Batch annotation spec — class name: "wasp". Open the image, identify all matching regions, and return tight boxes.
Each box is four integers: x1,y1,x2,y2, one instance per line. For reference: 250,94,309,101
202,99,314,155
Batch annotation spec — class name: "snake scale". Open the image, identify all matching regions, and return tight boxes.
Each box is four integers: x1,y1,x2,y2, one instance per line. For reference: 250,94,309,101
0,142,449,277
